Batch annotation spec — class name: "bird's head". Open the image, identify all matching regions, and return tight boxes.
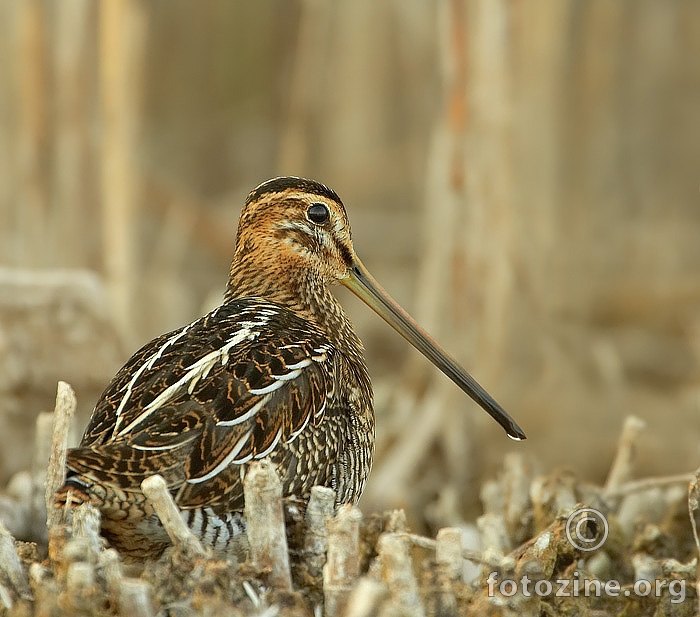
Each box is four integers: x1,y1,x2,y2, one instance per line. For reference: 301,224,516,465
233,177,356,287
228,176,526,441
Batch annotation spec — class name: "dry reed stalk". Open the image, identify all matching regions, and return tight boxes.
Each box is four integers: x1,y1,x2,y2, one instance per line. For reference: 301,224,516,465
467,0,516,382
604,415,647,493
502,453,533,544
343,577,388,617
471,513,581,617
0,472,32,539
302,485,336,577
243,461,292,591
118,578,155,617
617,487,667,535
32,411,53,542
397,531,494,568
99,548,124,600
62,537,97,568
509,0,571,308
510,510,579,583
28,562,60,616
0,521,31,601
411,0,462,340
606,473,692,498
480,479,504,515
422,565,458,617
377,532,425,617
398,532,439,552
65,561,95,613
386,509,408,533
323,504,361,617
379,0,470,511
425,528,463,617
277,0,331,173
476,513,509,555
45,381,77,531
52,0,91,265
71,503,103,561
480,547,513,588
140,474,205,558
529,473,577,532
436,527,463,582
513,530,556,583
99,0,147,343
0,583,12,611
16,0,48,267
632,553,662,583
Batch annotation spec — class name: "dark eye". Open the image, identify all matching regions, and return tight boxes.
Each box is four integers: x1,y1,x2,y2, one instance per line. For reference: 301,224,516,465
307,202,330,225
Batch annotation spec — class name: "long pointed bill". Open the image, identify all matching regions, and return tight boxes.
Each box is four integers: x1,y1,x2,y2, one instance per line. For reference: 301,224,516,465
342,257,526,441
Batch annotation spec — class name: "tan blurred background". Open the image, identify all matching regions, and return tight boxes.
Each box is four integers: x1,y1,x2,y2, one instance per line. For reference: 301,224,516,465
0,0,699,532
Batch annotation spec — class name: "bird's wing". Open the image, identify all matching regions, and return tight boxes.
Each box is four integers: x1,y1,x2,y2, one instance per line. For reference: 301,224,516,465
64,300,336,510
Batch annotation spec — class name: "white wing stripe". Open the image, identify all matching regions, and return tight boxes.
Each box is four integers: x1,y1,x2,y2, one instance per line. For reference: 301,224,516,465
112,323,194,434
254,428,283,459
187,429,253,484
217,393,271,427
284,358,312,370
148,324,193,369
131,433,198,452
287,407,312,443
248,380,285,396
117,327,258,437
270,368,302,382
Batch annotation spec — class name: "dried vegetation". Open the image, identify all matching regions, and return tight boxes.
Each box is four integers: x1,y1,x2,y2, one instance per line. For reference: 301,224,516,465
1,1,700,615
0,385,697,616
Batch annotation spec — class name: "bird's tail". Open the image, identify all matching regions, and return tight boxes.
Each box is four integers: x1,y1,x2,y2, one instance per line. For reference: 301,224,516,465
54,475,98,509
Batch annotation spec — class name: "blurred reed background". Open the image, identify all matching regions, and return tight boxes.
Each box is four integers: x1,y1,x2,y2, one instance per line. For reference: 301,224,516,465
0,0,699,532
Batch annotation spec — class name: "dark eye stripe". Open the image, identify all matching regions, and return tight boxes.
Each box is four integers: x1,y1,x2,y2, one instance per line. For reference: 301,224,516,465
307,203,330,225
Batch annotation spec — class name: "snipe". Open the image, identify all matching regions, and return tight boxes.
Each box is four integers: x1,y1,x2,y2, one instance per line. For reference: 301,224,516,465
56,177,525,559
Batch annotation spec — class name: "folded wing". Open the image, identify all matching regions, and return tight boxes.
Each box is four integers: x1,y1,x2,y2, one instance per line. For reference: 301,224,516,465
64,300,335,511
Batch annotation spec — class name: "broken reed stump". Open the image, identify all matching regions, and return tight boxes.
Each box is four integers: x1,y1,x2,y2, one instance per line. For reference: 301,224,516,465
378,532,425,617
141,474,205,558
303,485,336,578
0,520,32,601
118,579,155,617
71,502,103,559
45,381,77,531
435,527,463,582
604,415,646,493
243,460,293,591
99,548,124,600
32,412,54,545
323,504,362,617
64,561,96,613
343,577,389,617
41,381,78,563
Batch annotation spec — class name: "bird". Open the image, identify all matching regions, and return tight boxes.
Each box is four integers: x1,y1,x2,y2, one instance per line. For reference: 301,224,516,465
56,176,525,560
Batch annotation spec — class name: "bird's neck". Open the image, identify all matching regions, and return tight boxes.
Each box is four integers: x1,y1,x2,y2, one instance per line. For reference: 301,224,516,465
224,259,365,358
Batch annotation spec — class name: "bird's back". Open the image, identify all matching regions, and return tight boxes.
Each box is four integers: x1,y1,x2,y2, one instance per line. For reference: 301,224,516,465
57,298,374,558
